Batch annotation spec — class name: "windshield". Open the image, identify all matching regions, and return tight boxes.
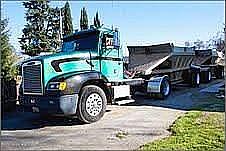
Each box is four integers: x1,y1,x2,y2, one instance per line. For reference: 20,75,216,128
62,32,99,52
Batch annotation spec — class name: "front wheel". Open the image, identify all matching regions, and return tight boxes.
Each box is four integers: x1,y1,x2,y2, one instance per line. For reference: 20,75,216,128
77,85,107,123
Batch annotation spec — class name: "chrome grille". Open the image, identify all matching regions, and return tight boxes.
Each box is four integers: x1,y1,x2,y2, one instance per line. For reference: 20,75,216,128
23,61,43,95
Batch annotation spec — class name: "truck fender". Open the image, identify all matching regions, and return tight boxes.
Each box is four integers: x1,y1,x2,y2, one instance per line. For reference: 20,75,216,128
48,71,109,95
147,75,171,99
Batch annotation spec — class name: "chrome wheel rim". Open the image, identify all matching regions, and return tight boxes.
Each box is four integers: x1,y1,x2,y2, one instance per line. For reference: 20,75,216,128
85,93,103,116
208,71,211,81
197,73,200,84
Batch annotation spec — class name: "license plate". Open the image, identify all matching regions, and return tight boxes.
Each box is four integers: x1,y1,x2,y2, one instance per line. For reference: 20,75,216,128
32,107,39,113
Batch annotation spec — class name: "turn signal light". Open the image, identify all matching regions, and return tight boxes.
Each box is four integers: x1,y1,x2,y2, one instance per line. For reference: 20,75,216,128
59,82,67,90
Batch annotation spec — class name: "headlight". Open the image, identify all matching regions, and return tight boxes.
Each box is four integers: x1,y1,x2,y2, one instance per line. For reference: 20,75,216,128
48,82,67,90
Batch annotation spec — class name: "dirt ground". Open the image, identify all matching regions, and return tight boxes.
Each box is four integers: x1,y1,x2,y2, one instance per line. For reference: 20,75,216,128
1,79,224,150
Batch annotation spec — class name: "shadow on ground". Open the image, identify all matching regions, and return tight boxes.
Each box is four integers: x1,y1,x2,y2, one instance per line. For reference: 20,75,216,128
2,108,112,131
1,109,80,130
1,80,224,131
126,80,225,113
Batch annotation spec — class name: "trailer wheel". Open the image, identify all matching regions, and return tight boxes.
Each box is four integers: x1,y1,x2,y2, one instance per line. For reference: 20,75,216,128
150,77,171,99
159,77,171,99
191,71,200,87
77,85,107,123
200,69,211,83
208,70,212,82
215,66,224,79
130,86,136,96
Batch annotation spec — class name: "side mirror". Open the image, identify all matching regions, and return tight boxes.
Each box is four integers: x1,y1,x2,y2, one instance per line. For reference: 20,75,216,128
102,35,114,49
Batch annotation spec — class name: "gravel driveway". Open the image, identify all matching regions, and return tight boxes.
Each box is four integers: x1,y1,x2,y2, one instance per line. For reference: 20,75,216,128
1,79,223,150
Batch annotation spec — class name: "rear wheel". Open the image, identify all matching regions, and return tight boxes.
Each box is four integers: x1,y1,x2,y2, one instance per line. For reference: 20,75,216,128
215,66,224,79
200,69,211,83
208,70,212,82
77,85,107,123
150,77,171,99
191,71,200,87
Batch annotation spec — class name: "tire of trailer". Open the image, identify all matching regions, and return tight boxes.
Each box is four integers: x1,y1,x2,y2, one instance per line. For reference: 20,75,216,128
200,69,211,83
77,85,107,123
215,66,224,79
151,77,171,99
191,71,200,88
208,70,212,82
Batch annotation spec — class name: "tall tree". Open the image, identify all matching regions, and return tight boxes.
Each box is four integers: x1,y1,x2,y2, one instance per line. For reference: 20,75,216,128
62,1,73,36
80,7,88,30
1,19,18,80
94,11,101,28
46,7,61,50
19,0,61,56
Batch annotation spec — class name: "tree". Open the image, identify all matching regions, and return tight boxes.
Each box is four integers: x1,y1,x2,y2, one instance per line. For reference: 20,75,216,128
1,19,18,80
62,1,73,36
19,0,62,56
94,11,101,28
80,7,88,30
193,39,205,50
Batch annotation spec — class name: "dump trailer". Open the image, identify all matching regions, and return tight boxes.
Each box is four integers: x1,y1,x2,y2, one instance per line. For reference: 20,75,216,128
192,49,224,82
127,43,201,89
19,27,202,123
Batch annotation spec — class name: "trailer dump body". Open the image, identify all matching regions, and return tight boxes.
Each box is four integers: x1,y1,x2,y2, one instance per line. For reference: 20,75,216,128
127,43,195,76
192,49,217,66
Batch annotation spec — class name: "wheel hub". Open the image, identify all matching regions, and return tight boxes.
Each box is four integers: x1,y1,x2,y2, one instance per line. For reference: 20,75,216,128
196,73,200,84
85,93,103,116
208,71,211,81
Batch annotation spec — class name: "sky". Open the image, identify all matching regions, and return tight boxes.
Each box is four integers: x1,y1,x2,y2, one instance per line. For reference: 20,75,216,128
1,1,225,56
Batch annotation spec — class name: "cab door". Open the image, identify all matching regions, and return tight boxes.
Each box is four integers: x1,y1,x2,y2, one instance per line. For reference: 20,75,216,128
100,32,124,81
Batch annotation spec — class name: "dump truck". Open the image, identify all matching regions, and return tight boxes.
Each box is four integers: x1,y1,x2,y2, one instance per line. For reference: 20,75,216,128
19,26,216,123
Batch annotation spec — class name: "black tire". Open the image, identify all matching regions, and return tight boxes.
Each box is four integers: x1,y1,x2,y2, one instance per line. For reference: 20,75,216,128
130,86,136,96
191,71,200,88
207,70,212,82
77,85,107,123
215,66,224,79
200,69,211,83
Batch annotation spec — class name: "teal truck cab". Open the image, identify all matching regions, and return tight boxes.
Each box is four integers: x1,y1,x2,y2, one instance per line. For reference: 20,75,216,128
20,26,172,123
20,27,133,123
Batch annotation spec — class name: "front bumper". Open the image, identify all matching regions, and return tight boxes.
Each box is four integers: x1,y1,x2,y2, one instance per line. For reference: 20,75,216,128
20,94,78,115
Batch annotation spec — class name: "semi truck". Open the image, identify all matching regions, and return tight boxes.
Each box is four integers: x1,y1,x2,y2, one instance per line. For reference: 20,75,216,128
19,26,218,123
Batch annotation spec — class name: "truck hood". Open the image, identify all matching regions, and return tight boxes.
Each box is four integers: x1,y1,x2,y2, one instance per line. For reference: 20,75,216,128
32,51,95,61
24,50,98,88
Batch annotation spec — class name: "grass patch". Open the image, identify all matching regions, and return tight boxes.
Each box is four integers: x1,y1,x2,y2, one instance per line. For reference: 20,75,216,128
140,111,225,151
